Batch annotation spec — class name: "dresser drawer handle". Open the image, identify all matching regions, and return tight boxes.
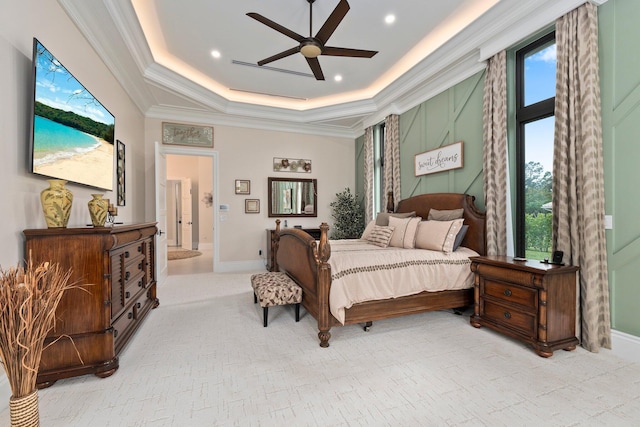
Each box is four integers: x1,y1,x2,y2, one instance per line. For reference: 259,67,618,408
113,329,118,338
125,291,130,299
125,271,131,280
138,262,143,270
125,251,130,258
503,289,512,297
137,302,141,309
128,312,133,319
138,280,143,288
138,246,142,253
503,311,512,319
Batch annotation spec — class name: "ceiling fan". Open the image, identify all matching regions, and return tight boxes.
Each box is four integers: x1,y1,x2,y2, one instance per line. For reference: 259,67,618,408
247,0,378,81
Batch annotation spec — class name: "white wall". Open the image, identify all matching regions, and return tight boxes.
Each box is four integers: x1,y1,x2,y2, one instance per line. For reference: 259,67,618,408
144,118,355,268
0,0,148,408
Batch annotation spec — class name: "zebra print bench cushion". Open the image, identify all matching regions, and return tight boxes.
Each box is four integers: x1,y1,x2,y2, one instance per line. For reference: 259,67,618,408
251,272,302,308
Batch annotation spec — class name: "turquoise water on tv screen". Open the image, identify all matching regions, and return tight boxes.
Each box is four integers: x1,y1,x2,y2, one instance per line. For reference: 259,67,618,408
33,115,100,166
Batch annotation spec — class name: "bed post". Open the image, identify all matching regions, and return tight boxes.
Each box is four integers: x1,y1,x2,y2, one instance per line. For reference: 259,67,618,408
386,191,394,213
315,222,332,347
273,219,281,272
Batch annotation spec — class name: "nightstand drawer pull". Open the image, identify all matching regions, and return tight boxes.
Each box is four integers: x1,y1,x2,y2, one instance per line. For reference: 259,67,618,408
503,311,512,319
503,289,512,297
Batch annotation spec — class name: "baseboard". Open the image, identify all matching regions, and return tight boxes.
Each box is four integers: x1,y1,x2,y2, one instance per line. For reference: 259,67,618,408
611,329,640,364
0,372,9,412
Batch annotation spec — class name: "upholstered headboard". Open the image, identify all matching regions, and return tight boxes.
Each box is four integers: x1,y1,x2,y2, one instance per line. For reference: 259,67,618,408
396,193,486,256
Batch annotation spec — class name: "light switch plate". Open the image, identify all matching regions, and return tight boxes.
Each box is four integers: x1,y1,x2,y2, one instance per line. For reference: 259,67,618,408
605,215,613,229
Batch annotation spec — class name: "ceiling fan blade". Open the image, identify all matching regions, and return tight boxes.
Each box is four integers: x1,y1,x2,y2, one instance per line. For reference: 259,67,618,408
257,47,300,66
314,0,350,44
321,46,378,58
306,57,325,80
247,12,306,42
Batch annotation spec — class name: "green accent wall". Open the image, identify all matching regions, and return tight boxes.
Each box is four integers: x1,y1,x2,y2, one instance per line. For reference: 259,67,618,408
399,72,485,210
599,0,640,337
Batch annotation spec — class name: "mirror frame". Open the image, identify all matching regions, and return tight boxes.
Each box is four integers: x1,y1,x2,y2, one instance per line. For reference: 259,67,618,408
268,177,318,218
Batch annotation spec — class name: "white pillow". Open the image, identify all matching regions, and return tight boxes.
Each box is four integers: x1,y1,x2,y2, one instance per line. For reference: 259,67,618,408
361,220,376,240
366,225,395,248
415,219,464,253
388,216,422,249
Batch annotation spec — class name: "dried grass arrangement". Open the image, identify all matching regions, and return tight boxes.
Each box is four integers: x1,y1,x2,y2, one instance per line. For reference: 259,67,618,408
0,256,73,426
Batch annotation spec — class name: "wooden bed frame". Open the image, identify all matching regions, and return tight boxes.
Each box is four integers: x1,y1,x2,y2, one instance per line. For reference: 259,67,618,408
274,193,486,347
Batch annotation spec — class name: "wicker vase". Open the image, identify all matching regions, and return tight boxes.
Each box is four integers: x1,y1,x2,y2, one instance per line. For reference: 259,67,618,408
40,179,73,228
87,194,108,227
9,390,39,427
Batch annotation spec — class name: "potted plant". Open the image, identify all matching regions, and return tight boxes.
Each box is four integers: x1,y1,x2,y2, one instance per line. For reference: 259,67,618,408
0,256,73,426
329,188,365,239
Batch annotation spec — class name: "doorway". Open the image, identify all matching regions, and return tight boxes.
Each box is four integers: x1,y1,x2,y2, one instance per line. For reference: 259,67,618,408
159,150,218,276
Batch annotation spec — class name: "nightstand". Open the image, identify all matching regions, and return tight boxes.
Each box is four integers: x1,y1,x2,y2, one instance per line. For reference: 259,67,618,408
469,255,579,357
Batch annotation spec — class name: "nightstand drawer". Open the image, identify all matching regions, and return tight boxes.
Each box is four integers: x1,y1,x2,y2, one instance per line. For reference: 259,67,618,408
484,280,537,309
483,300,536,337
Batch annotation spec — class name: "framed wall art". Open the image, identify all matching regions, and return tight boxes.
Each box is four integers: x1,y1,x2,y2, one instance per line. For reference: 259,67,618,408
116,140,126,206
245,199,260,214
162,122,214,148
414,141,464,176
235,179,250,194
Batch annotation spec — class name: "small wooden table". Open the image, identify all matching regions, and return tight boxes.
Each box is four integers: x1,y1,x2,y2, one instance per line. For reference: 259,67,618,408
469,255,579,357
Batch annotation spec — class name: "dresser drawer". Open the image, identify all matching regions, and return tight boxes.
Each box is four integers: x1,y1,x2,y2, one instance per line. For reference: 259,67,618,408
483,299,536,338
112,306,135,344
484,280,537,310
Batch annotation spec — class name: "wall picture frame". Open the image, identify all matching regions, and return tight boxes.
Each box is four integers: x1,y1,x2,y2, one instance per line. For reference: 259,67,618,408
414,141,464,176
162,122,214,148
116,140,126,206
235,179,250,194
245,199,260,214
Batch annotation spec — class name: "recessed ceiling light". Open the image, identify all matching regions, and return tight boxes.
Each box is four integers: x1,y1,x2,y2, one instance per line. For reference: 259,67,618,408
385,14,396,24
211,50,221,59
334,75,343,82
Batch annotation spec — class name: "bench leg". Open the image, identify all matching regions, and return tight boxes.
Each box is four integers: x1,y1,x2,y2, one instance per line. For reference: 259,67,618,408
295,303,300,322
263,307,268,327
254,292,257,304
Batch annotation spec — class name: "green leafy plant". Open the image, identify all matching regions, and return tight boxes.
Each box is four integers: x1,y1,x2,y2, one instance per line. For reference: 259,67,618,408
329,188,365,239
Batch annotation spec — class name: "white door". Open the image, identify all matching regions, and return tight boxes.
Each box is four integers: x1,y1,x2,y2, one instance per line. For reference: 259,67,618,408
181,177,193,250
155,142,168,285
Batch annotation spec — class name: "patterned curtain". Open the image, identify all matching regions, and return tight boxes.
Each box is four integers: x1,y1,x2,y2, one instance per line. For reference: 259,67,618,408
363,126,374,221
554,2,610,352
482,50,508,256
384,114,401,212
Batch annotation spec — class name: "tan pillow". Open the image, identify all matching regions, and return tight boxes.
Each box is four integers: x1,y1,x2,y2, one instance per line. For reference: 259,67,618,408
415,219,464,253
366,225,395,247
361,220,376,240
428,208,464,221
375,211,416,226
388,216,422,249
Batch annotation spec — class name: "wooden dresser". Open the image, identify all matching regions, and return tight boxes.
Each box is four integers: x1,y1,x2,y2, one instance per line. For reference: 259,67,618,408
469,255,579,357
266,227,321,271
23,222,159,387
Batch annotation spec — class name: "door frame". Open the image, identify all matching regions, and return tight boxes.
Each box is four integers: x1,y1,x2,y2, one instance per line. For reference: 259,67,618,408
157,145,219,272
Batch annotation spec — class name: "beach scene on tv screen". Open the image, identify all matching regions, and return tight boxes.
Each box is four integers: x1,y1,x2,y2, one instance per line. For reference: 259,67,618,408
32,39,114,190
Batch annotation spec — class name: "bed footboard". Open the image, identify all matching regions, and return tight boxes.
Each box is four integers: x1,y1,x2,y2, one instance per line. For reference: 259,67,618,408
275,221,333,347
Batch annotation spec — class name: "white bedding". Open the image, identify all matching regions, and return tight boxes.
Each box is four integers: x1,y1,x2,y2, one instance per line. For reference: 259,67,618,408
328,239,478,324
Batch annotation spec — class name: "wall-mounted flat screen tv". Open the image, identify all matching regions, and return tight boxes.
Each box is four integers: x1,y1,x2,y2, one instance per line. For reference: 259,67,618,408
31,38,115,190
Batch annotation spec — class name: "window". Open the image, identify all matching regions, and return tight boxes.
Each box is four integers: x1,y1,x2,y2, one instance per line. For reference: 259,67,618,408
373,122,385,214
515,32,555,260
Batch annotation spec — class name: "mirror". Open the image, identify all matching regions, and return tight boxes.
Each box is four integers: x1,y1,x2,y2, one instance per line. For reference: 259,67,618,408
268,177,317,218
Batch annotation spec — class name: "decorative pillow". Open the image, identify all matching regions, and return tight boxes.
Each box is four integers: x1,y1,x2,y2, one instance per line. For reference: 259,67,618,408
428,208,464,221
361,220,376,240
452,225,469,251
366,225,395,247
375,211,416,226
388,216,422,249
415,219,464,253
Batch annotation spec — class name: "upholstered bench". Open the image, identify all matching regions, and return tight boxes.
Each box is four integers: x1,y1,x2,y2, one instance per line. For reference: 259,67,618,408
250,272,302,327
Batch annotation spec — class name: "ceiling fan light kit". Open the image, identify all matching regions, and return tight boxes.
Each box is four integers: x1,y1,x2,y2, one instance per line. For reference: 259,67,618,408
247,0,378,80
